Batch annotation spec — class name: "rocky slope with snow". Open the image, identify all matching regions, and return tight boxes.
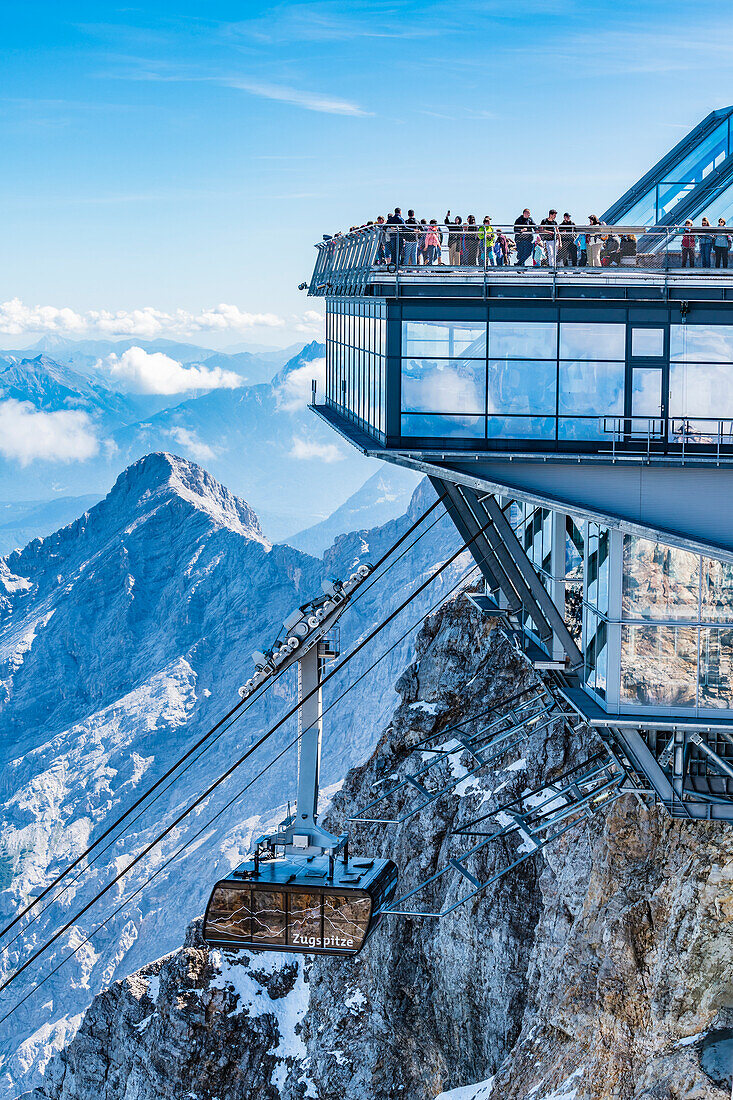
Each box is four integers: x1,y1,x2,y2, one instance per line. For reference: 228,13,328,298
0,453,465,1097
28,595,733,1100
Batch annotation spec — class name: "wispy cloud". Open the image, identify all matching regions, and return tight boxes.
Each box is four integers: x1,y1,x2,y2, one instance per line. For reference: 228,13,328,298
102,60,370,117
289,437,344,462
167,426,217,462
222,77,369,116
0,298,323,340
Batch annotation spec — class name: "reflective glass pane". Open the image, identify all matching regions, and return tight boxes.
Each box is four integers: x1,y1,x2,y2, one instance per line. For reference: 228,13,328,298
322,893,371,951
584,610,607,698
558,360,625,416
670,324,733,362
401,358,485,413
699,627,733,708
402,321,486,358
631,369,663,417
487,359,556,415
669,362,733,420
622,536,700,620
631,328,664,357
204,886,251,942
560,323,626,360
662,118,730,190
488,322,557,360
401,413,485,438
558,416,615,441
566,515,584,579
620,625,698,707
702,558,733,621
587,526,610,616
288,892,323,949
486,416,554,439
251,889,286,945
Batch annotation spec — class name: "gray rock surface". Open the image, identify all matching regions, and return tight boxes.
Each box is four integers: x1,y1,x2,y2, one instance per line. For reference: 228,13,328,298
23,597,733,1100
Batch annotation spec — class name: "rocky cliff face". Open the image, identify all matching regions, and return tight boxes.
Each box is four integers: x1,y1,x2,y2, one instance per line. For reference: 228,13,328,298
20,595,733,1100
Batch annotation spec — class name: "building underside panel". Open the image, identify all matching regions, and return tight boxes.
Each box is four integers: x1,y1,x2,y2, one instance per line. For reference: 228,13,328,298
391,455,733,563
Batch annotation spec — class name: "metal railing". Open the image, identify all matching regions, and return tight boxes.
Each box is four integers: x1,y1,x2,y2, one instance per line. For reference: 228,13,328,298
310,222,733,295
601,416,733,460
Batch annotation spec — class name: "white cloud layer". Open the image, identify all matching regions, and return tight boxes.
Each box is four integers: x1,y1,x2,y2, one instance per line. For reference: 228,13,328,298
289,437,343,463
104,347,243,394
167,426,216,462
0,399,100,465
0,298,323,340
277,357,327,411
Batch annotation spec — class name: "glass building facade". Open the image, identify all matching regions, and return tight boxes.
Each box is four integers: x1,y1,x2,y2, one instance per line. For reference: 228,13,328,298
325,298,387,440
323,303,733,452
578,527,733,715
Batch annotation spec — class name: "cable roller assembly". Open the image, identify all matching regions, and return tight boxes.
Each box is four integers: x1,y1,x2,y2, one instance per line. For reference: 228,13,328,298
238,563,372,699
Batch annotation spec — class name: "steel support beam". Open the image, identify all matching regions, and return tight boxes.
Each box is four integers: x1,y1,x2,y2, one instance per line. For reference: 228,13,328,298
477,493,583,667
433,478,516,610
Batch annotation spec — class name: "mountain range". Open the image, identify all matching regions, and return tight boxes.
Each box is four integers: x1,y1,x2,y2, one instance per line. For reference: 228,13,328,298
0,452,464,1097
0,341,398,545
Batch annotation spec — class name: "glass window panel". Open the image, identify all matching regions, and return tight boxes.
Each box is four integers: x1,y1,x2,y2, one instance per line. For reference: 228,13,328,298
620,625,698,707
623,188,659,229
566,517,584,579
401,413,485,438
631,328,664,357
486,416,555,439
631,368,663,418
584,609,607,699
669,362,733,421
488,322,557,360
402,321,486,358
558,416,616,441
558,360,625,416
699,627,733,709
251,889,286,945
487,359,556,415
401,358,485,414
702,558,733,621
323,893,371,951
204,886,251,942
622,536,700,620
662,118,730,190
288,892,323,949
560,323,626,361
587,524,610,616
670,325,733,362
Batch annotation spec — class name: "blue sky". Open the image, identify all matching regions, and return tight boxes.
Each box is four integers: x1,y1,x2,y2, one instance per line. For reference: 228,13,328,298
2,0,733,346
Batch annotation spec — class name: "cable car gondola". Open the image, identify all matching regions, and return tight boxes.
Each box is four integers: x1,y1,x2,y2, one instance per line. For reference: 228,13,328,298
204,854,397,956
203,567,398,958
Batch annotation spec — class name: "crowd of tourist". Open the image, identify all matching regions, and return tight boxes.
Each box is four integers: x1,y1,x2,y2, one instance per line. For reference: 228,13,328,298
335,208,733,269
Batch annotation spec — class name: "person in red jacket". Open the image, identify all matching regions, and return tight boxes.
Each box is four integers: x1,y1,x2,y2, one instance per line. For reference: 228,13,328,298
681,220,696,268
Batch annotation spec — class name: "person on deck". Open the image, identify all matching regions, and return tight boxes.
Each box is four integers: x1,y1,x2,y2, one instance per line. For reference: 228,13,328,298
559,213,577,266
514,209,536,266
699,217,713,267
445,213,463,266
386,208,404,266
681,221,696,268
714,219,731,268
540,209,559,267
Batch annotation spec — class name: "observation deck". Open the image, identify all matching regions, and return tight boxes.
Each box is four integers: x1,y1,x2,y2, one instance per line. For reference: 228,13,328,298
309,222,733,560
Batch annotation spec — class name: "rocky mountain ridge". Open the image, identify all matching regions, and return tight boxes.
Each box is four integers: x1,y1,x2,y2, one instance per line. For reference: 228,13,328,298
27,596,733,1100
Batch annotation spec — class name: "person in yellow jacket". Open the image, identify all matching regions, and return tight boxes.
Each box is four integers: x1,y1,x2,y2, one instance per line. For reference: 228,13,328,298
478,216,497,266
